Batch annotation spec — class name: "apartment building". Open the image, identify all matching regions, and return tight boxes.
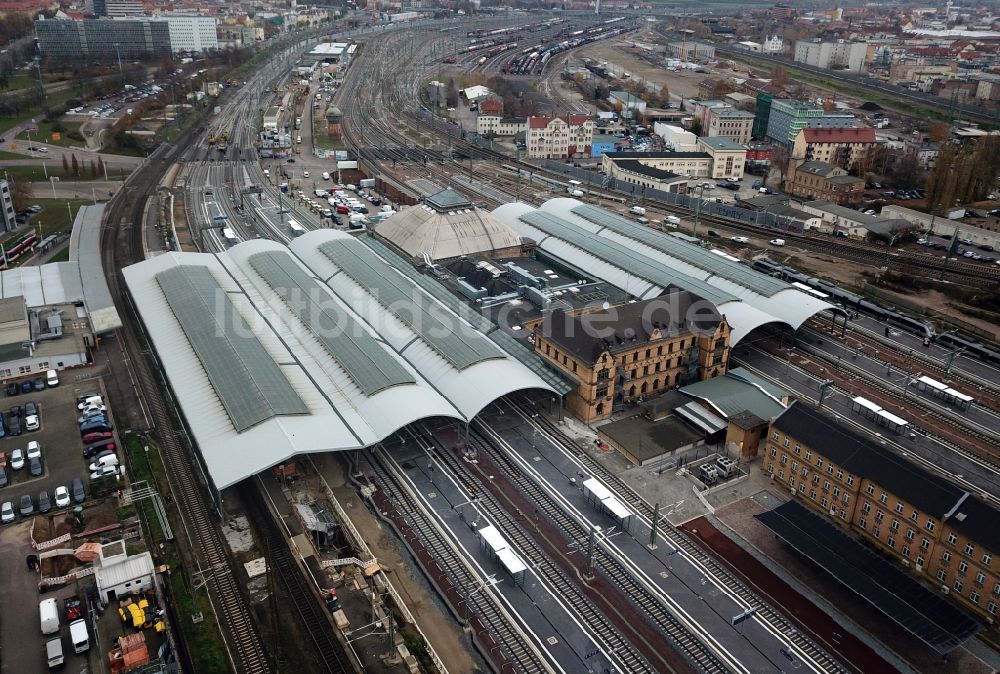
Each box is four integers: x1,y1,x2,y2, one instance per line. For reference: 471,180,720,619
534,293,731,422
697,137,747,179
0,181,15,234
794,40,868,72
525,115,594,159
767,403,1000,624
476,116,527,137
791,127,876,171
706,107,755,144
160,16,219,53
784,160,864,205
35,16,216,58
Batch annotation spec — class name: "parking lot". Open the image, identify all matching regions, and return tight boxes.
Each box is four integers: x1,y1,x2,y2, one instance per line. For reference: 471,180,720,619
0,368,123,673
0,376,115,515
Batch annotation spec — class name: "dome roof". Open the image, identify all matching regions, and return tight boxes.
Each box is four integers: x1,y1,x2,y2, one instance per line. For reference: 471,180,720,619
374,189,522,262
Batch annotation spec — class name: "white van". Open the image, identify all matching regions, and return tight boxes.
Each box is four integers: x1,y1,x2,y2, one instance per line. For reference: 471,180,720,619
40,598,59,635
769,238,786,247
89,454,119,471
45,369,59,387
69,619,90,654
629,206,646,215
46,637,64,669
322,172,331,180
665,215,681,227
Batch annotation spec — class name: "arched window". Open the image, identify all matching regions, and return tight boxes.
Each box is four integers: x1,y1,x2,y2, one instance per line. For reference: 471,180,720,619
596,402,605,416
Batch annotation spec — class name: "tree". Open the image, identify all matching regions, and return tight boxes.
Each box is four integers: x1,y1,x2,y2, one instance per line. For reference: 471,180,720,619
7,176,33,212
656,85,671,108
771,65,789,88
688,116,702,136
771,143,791,184
927,122,950,143
70,153,79,177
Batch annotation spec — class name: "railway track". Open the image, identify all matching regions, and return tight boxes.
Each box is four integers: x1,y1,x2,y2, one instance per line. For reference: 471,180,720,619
408,426,675,674
747,340,1000,477
103,150,271,672
463,423,738,674
243,480,353,673
363,445,552,674
804,318,1000,411
504,397,852,674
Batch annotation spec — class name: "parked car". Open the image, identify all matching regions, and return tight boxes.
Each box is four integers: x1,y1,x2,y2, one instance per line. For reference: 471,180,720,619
77,396,103,411
19,381,31,394
88,455,119,472
706,230,720,237
79,420,112,435
78,410,106,424
10,448,24,470
5,383,17,396
770,238,786,247
83,442,116,460
71,478,86,504
24,401,38,416
76,392,101,406
1,501,13,523
89,465,119,481
81,431,113,445
25,414,38,431
19,493,33,516
26,440,41,460
28,457,42,477
54,486,70,508
731,236,749,244
37,490,50,513
0,468,7,488
7,414,22,436
32,378,45,392
9,405,21,419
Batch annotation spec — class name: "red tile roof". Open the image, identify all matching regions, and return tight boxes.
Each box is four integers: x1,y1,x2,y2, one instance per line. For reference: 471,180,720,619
802,127,876,144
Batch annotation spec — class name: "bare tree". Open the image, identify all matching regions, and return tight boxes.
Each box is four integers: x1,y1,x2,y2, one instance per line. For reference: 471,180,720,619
771,143,791,184
8,176,33,212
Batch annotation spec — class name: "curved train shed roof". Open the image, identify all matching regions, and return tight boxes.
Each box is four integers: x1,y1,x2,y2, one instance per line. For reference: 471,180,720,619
122,231,554,489
492,198,838,344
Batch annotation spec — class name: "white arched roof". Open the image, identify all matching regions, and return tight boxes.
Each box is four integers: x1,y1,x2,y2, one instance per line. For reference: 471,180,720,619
122,234,554,489
494,198,838,343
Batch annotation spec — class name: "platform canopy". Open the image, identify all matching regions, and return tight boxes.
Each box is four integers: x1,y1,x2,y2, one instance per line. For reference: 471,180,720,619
757,500,979,654
122,232,555,489
492,198,840,344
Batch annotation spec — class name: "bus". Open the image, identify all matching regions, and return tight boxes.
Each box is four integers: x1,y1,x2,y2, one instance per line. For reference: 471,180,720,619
288,220,306,237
